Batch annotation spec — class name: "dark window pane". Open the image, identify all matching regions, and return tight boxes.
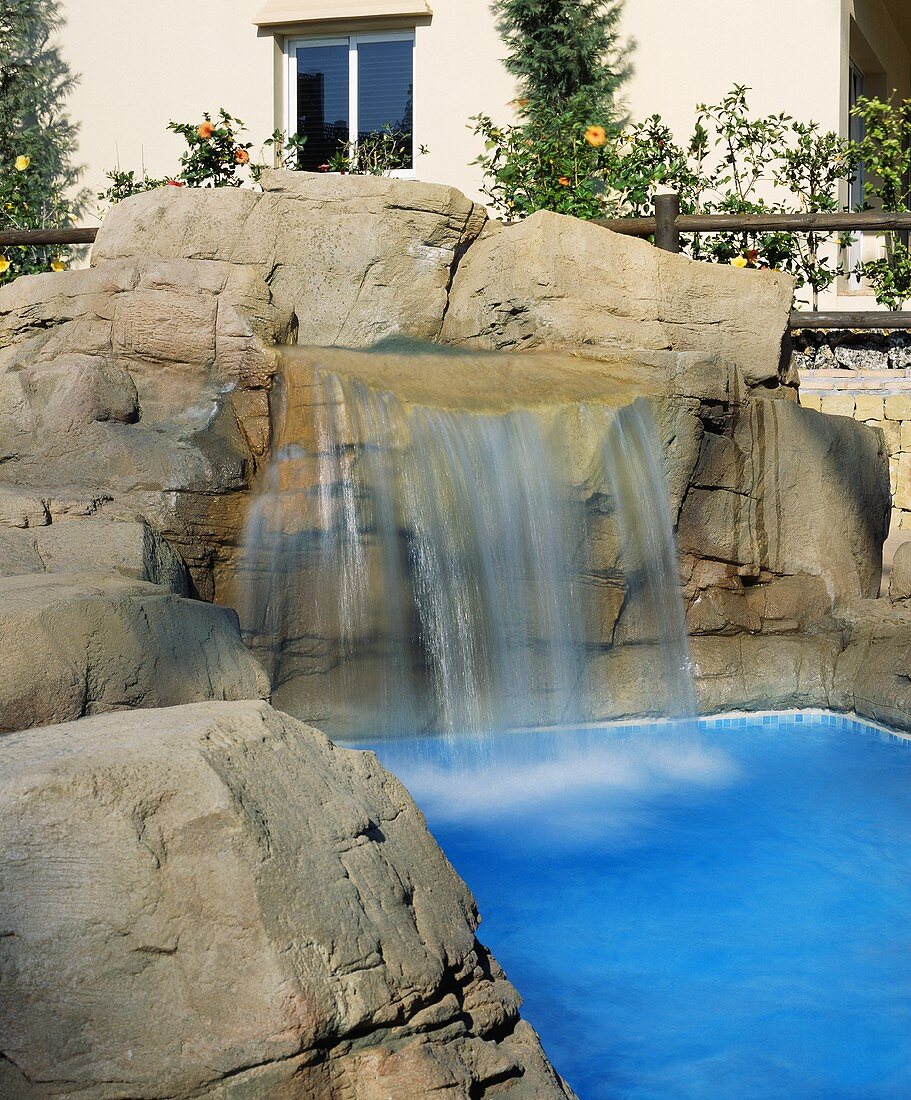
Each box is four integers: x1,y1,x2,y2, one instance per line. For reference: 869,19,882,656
296,44,349,170
357,39,413,168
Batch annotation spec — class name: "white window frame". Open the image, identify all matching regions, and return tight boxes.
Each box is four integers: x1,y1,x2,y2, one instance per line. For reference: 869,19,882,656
285,30,416,178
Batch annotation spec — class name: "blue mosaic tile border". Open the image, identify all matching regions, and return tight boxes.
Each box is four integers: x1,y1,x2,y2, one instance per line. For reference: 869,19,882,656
583,708,911,745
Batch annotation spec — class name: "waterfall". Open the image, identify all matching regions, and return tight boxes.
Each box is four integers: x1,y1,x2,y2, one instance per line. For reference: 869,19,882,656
603,400,697,721
240,362,696,740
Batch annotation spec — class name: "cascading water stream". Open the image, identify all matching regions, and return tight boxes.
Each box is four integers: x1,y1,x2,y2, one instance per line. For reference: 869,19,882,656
602,399,697,722
240,364,696,747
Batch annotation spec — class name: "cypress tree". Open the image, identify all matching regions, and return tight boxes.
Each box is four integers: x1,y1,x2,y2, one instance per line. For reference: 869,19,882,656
495,0,631,124
0,0,84,283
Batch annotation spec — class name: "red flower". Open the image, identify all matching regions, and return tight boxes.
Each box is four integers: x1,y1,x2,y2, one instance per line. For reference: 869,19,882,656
165,179,184,187
318,163,331,172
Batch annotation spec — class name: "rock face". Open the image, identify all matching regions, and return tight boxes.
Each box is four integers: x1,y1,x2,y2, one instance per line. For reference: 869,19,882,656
0,173,489,600
92,172,488,347
2,172,911,1094
0,574,268,734
0,700,574,1100
235,342,892,730
440,211,796,390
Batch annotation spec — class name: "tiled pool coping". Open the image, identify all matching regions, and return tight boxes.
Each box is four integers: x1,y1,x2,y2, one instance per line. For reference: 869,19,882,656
581,708,911,745
342,709,911,749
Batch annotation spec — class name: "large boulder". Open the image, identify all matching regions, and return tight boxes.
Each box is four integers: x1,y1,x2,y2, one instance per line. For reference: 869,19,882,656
0,573,268,733
678,399,890,603
0,700,574,1099
93,171,489,347
439,211,796,390
0,516,189,592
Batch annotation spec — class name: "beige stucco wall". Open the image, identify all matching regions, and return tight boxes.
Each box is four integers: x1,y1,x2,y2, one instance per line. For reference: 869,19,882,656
57,1,279,222
619,0,846,139
56,0,516,216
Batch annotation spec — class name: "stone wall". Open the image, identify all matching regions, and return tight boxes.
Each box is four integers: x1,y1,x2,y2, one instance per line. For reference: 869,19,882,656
795,330,911,532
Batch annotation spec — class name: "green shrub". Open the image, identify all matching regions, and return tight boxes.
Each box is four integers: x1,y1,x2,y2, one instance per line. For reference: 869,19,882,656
473,85,857,308
98,111,306,208
849,94,911,310
0,0,87,284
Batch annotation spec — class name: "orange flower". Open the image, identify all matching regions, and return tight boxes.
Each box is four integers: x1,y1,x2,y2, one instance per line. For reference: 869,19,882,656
235,148,250,165
584,125,608,148
197,121,215,140
558,176,570,187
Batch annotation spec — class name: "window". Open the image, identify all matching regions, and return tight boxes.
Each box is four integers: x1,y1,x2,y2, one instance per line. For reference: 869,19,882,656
286,32,415,172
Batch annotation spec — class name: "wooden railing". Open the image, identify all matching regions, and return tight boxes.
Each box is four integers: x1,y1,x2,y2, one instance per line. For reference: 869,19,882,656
3,208,911,329
0,228,97,247
596,194,911,330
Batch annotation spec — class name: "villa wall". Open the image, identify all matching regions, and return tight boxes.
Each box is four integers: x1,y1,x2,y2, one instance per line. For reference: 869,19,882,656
56,0,517,214
798,334,911,531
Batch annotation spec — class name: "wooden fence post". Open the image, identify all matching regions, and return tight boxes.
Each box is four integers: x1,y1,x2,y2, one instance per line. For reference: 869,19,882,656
653,193,681,253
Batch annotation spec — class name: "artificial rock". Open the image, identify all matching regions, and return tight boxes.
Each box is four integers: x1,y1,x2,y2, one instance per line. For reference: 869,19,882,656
440,209,795,390
0,700,574,1100
1,172,910,1095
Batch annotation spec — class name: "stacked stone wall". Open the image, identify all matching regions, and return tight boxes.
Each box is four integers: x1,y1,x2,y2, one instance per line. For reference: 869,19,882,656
796,330,911,532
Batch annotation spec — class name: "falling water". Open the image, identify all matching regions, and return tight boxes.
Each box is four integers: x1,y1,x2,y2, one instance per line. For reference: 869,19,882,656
241,364,696,742
603,399,697,721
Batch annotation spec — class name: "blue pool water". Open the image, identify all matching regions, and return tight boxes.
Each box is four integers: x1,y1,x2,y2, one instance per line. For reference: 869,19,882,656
362,714,911,1099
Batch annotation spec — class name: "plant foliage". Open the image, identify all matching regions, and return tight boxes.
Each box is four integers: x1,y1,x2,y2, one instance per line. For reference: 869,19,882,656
850,94,911,310
0,0,86,284
475,85,860,308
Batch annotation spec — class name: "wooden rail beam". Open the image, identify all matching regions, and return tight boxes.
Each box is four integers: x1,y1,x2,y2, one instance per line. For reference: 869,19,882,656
0,228,98,247
789,311,911,329
595,209,911,240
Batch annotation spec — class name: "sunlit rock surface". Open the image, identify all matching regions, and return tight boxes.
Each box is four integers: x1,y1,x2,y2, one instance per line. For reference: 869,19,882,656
440,209,796,391
0,700,574,1100
1,172,910,1097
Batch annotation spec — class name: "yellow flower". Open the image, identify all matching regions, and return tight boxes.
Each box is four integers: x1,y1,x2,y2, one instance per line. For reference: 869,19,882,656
584,125,607,148
50,258,66,272
14,155,30,171
0,257,11,273
730,256,749,268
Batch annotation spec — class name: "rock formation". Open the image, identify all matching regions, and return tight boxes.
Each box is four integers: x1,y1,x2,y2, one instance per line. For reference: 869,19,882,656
0,701,573,1099
0,171,908,1094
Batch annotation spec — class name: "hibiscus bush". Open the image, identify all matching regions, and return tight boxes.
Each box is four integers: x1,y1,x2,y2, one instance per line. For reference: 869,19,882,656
474,85,858,308
98,109,305,208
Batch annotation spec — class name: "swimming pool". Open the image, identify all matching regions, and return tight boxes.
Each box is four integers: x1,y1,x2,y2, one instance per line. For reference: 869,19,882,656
362,713,911,1099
